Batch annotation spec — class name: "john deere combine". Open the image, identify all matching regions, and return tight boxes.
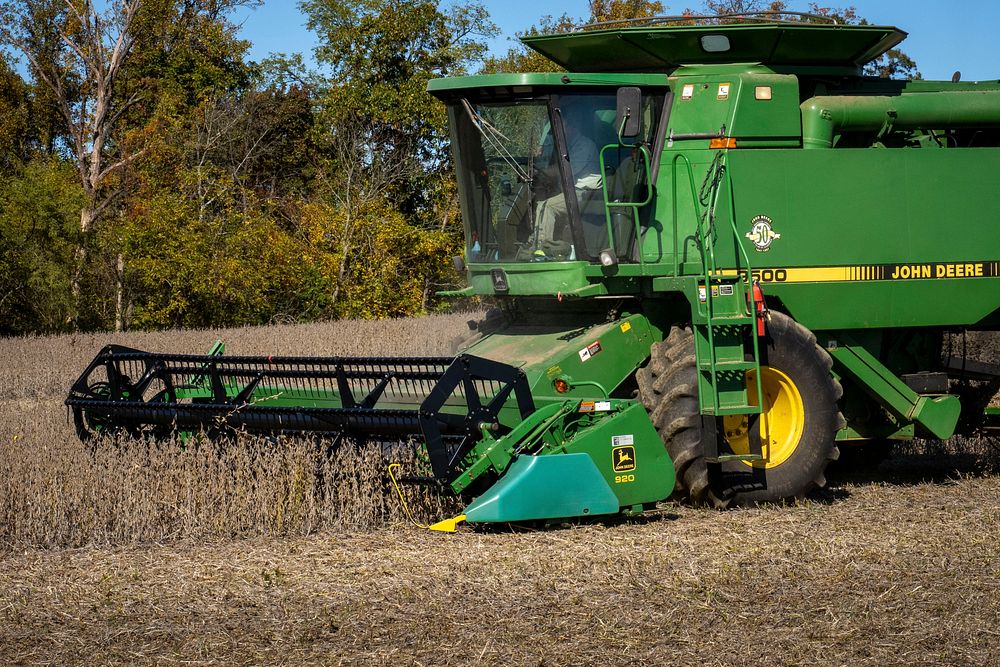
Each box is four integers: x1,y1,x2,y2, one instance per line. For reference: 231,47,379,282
68,14,1000,527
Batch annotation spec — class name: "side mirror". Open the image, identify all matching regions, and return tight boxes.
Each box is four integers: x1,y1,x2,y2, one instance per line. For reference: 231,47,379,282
616,87,642,140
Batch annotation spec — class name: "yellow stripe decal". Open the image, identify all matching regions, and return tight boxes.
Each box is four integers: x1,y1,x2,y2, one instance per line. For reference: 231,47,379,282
744,261,1000,284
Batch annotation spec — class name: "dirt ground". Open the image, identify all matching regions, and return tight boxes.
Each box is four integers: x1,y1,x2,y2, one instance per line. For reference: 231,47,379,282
2,449,998,667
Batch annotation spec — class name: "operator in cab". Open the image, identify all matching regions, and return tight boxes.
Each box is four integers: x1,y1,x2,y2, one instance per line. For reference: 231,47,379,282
529,104,603,260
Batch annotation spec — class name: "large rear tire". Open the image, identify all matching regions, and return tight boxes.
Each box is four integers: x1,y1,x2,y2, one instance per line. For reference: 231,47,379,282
636,327,717,505
637,313,844,507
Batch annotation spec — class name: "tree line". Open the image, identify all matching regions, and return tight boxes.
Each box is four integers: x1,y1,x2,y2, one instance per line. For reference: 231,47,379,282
0,1,914,335
0,0,497,334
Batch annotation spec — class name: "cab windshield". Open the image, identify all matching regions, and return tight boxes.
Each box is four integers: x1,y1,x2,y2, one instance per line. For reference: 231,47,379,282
450,90,662,263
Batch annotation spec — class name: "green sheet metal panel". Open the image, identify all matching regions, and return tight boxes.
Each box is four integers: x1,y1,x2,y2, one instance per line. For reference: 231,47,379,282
463,453,620,522
666,69,801,142
462,401,675,522
724,147,1000,329
522,23,906,73
826,341,961,439
467,313,660,404
556,400,676,507
467,261,597,296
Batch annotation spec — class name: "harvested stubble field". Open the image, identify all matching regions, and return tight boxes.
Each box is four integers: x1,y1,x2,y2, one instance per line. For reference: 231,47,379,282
0,315,998,666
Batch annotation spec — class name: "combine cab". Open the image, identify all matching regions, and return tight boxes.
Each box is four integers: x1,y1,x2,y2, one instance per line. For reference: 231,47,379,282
69,13,1000,527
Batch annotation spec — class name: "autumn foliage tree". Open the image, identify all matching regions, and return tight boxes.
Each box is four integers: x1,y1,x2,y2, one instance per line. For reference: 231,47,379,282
0,0,145,324
0,0,498,334
0,1,922,335
301,0,494,315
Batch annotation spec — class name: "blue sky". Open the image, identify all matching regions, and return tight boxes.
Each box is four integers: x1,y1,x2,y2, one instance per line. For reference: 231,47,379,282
232,1,999,82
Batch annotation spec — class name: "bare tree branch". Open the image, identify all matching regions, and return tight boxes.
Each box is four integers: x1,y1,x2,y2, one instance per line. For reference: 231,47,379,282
1,0,145,325
96,146,148,183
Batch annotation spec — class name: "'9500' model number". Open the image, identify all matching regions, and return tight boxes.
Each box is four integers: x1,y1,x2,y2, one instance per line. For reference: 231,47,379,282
740,268,788,283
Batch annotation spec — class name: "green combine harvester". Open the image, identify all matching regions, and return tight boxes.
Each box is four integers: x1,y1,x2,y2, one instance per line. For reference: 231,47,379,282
68,14,1000,530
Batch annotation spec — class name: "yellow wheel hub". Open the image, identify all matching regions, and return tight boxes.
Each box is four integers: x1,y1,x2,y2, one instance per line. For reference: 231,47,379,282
723,366,804,469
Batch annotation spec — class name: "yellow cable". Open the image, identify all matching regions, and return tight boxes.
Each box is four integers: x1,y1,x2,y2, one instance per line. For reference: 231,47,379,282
387,463,429,529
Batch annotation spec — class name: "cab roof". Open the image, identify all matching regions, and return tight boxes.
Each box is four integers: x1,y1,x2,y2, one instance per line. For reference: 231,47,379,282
426,72,668,97
521,19,906,73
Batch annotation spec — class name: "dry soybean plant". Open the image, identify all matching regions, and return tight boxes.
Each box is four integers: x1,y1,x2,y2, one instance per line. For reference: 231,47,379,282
0,313,477,549
0,311,481,401
0,427,461,548
1,312,997,549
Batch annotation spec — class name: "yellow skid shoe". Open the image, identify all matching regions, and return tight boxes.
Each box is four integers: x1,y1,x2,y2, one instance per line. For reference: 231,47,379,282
428,514,466,533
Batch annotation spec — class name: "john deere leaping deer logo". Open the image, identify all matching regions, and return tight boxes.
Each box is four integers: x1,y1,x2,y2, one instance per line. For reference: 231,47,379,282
612,445,637,473
746,215,781,252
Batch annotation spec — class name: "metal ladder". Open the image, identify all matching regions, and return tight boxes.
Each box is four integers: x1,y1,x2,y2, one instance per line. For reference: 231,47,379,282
673,152,763,430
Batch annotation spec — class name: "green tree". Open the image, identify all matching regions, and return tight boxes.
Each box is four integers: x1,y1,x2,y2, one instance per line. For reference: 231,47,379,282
0,0,267,331
0,58,32,172
111,163,334,330
303,0,494,215
481,13,575,74
125,0,260,110
300,0,493,317
0,0,146,320
102,77,327,329
0,159,83,334
97,3,328,330
0,0,71,156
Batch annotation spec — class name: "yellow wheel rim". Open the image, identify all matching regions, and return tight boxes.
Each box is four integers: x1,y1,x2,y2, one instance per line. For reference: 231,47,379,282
722,366,805,469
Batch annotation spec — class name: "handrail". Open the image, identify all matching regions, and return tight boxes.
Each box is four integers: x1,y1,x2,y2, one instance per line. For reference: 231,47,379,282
670,153,704,286
672,152,718,412
598,143,653,266
724,159,755,316
671,150,763,415
574,12,839,33
720,158,764,412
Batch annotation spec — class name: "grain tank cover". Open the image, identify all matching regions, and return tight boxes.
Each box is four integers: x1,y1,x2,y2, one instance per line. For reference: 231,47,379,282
521,21,906,73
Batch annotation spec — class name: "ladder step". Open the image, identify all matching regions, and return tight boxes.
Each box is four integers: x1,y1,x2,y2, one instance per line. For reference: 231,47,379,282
711,314,757,327
694,269,763,418
705,454,765,463
699,360,757,371
703,404,762,416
